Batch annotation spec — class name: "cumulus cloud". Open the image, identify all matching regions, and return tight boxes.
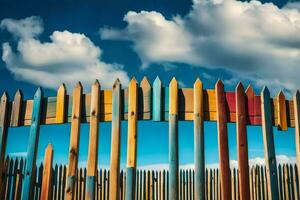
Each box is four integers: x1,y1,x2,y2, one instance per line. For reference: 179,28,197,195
1,16,129,89
100,0,300,92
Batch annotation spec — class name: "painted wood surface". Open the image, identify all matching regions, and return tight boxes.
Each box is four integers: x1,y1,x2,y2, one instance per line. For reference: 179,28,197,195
261,87,279,200
193,78,205,200
21,88,43,200
215,80,231,200
294,90,300,196
126,78,138,200
109,79,121,200
235,83,250,200
277,91,288,131
0,92,9,197
56,84,67,124
10,90,22,126
86,80,100,200
153,77,162,121
40,144,53,200
65,82,83,200
169,78,179,200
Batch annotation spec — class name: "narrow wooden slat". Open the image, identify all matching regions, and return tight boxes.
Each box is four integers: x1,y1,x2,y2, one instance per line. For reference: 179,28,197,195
277,91,288,131
65,82,83,200
293,90,300,196
86,80,100,200
40,144,53,200
193,78,205,200
235,83,250,200
21,88,43,200
56,84,67,123
215,80,231,200
126,78,138,200
169,78,179,200
139,77,151,119
0,92,9,197
10,90,23,126
109,79,121,200
152,77,162,121
9,158,18,200
261,86,279,199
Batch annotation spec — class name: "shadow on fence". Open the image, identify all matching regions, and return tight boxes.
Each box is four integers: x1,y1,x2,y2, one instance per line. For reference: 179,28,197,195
2,157,299,200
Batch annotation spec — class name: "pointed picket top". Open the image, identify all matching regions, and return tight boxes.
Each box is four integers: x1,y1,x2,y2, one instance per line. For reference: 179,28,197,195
58,83,66,94
46,143,53,152
34,87,43,98
153,76,162,86
74,81,83,90
92,79,100,90
1,92,8,102
113,78,121,88
277,90,285,100
215,79,224,90
129,77,138,87
14,89,23,100
236,82,244,92
141,76,150,88
245,85,254,96
193,78,203,88
169,77,178,115
261,86,270,98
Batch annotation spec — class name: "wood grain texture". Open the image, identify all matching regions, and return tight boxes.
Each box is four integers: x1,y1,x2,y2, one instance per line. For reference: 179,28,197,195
277,91,288,131
215,80,231,200
261,87,279,200
126,78,138,200
40,144,53,200
65,82,83,200
10,90,22,127
21,88,43,200
235,83,250,200
139,77,151,119
86,80,100,200
194,78,205,200
169,77,179,200
293,90,300,196
56,84,67,123
109,79,121,200
0,92,9,198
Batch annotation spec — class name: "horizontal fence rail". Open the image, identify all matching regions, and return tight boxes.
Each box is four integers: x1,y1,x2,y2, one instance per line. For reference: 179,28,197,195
1,158,299,200
1,77,300,199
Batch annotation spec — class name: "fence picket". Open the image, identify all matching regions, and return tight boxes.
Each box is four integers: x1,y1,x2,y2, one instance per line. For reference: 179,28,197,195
41,144,53,200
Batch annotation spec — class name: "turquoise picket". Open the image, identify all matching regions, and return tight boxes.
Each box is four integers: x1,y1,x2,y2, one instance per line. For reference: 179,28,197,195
152,76,162,121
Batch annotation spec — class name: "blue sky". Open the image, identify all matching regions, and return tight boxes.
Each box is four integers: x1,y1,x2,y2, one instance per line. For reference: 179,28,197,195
1,0,300,167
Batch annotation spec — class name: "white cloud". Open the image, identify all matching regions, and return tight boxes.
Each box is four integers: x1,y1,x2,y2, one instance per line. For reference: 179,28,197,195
100,0,300,92
284,1,300,11
1,17,129,90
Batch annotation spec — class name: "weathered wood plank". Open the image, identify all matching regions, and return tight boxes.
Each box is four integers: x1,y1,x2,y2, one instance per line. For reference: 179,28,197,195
153,77,162,121
40,144,53,200
126,78,138,200
139,77,151,120
86,80,100,200
194,78,205,200
169,78,179,200
0,92,9,197
294,91,300,197
261,87,279,200
65,82,83,200
21,88,43,200
109,79,122,200
235,83,250,200
10,90,22,127
216,80,231,200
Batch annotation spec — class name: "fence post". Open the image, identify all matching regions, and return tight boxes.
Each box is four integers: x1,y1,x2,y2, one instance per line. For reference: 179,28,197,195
40,144,53,200
169,77,178,200
86,80,100,200
236,82,250,200
65,82,83,200
21,87,43,200
109,79,122,200
215,80,231,200
0,92,9,197
293,90,300,196
194,78,205,200
126,78,138,200
10,90,22,127
261,86,279,199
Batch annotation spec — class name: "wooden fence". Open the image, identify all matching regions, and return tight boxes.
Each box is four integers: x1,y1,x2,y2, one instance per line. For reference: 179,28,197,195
0,76,300,199
2,157,299,200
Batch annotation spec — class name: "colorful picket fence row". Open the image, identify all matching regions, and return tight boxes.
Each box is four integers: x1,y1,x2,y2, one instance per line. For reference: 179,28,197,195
0,77,300,200
2,157,299,200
